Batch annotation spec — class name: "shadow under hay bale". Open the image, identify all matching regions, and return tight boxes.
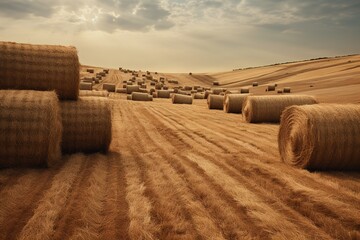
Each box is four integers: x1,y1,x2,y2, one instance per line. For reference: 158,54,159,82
0,90,62,167
132,92,153,101
207,94,224,110
79,90,109,98
157,90,171,98
0,41,80,100
242,95,318,123
279,104,360,170
224,94,249,114
61,97,112,154
103,83,116,92
172,94,193,104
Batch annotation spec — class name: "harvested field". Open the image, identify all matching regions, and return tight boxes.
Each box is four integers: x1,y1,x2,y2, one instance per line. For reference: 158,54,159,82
1,55,360,239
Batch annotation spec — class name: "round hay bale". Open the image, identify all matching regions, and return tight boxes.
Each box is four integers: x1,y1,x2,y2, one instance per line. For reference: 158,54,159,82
173,88,179,93
283,87,291,93
122,84,127,88
0,90,62,167
152,92,158,98
94,79,100,84
191,90,197,94
61,97,112,153
150,82,156,86
277,90,283,94
278,104,360,170
163,86,169,90
207,94,224,110
178,90,191,96
126,85,140,94
193,93,205,99
212,88,225,95
224,94,249,113
80,82,92,90
157,90,171,98
149,88,156,95
131,92,153,101
127,95,132,100
83,77,94,82
141,84,147,89
116,88,127,94
127,82,133,85
172,80,179,84
123,80,127,83
194,86,200,90
86,68,94,73
79,90,109,98
155,83,163,90
172,94,193,104
0,41,80,100
242,95,318,123
197,87,204,92
204,90,211,99
240,88,250,94
139,88,149,93
103,83,116,92
184,86,192,91
213,81,220,86
267,85,276,91
252,82,258,87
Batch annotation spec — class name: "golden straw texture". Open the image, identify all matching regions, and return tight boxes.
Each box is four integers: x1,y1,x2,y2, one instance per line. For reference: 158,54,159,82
172,94,193,104
207,94,224,110
60,97,112,154
278,104,360,170
0,90,62,167
224,94,248,113
243,95,318,123
79,90,109,98
0,41,80,100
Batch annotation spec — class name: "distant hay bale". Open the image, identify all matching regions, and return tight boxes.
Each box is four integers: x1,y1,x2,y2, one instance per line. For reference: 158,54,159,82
277,90,283,94
83,77,94,82
146,75,153,80
80,81,92,90
139,88,149,93
149,88,156,95
194,86,200,90
155,83,163,90
99,72,106,77
240,88,250,94
126,85,140,94
204,90,211,99
278,104,360,170
79,90,109,98
243,95,318,123
116,88,127,94
150,82,156,86
94,79,100,84
103,83,116,92
141,84,147,89
193,93,205,99
123,84,127,88
172,80,179,84
184,86,192,90
253,82,258,87
127,95,132,100
283,87,291,93
197,87,204,92
267,85,276,91
212,88,225,95
86,68,94,73
152,92,158,98
61,97,112,153
127,82,133,86
224,94,248,114
123,80,127,83
163,86,169,90
172,94,193,104
191,90,197,94
0,90,62,167
207,94,224,110
178,90,191,96
213,81,220,86
0,41,80,100
157,90,171,98
132,92,153,101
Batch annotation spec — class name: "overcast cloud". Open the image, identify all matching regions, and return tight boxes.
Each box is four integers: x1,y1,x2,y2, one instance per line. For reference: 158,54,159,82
0,0,359,71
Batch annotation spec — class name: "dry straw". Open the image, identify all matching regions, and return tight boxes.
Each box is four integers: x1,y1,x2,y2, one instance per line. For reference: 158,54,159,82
79,90,109,98
79,82,92,90
0,90,62,167
131,92,153,101
157,90,171,98
103,83,116,92
172,94,193,104
278,104,360,170
0,41,80,100
126,85,140,94
242,95,318,123
224,94,249,113
61,97,112,153
207,94,224,110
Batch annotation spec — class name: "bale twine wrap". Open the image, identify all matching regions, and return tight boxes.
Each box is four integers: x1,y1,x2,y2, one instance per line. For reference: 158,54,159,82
79,90,109,98
172,94,193,104
80,82,92,90
224,94,249,113
126,85,140,94
61,97,112,153
131,92,153,101
103,83,116,92
193,93,205,99
207,94,224,110
157,90,171,98
278,104,360,170
0,90,62,167
243,95,318,123
0,41,80,100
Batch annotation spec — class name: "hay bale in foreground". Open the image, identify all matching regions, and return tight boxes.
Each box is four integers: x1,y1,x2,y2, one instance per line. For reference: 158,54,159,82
103,83,116,92
157,90,171,98
0,90,62,167
207,94,224,110
224,94,249,113
126,85,140,94
278,104,360,170
243,95,318,123
0,41,80,100
61,97,112,153
79,90,109,98
79,82,92,90
172,94,193,104
132,92,153,101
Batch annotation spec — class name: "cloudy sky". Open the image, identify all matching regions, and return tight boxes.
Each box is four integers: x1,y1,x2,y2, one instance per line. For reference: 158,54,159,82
0,0,359,72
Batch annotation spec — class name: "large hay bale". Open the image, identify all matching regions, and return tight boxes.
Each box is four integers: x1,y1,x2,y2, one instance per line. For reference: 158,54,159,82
278,104,360,170
243,95,318,123
193,93,205,99
207,94,224,110
0,41,80,100
224,94,248,113
0,90,62,167
61,97,112,153
172,94,193,104
79,90,109,98
132,92,153,101
103,83,116,92
126,85,140,94
157,90,171,98
79,82,92,90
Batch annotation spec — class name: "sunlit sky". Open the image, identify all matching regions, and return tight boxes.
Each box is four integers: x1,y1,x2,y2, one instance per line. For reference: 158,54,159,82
1,0,359,72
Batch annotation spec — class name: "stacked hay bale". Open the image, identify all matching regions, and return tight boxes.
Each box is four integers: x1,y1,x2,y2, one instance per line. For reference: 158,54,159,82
0,41,112,167
207,94,224,110
242,95,318,123
278,104,360,170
